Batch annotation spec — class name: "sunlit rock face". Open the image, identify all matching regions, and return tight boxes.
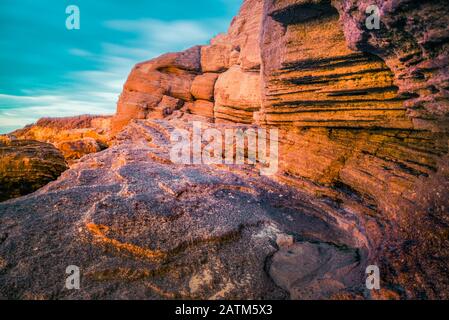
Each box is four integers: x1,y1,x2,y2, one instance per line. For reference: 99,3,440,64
11,115,111,162
259,0,409,128
111,47,202,134
1,0,448,299
330,0,449,298
0,136,68,202
108,0,449,299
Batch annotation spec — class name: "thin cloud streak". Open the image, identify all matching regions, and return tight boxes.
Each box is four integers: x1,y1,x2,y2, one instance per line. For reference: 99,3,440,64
1,18,230,133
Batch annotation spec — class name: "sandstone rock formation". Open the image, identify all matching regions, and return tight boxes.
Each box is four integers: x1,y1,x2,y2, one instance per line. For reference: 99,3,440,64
215,65,261,124
190,73,219,101
0,120,365,299
1,0,448,299
108,0,449,299
111,47,202,134
187,100,215,119
0,136,68,202
111,0,264,132
11,115,111,162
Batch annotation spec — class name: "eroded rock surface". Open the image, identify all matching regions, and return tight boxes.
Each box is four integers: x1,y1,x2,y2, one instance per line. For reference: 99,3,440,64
333,0,449,131
269,242,360,300
0,120,366,299
1,0,448,299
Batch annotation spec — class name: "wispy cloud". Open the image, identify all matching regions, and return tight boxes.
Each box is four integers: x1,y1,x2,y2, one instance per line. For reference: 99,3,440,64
1,16,230,134
68,48,94,58
103,19,227,50
0,93,114,131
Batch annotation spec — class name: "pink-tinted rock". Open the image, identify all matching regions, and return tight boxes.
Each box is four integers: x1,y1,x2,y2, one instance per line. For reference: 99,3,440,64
11,115,111,161
111,47,200,134
3,0,449,300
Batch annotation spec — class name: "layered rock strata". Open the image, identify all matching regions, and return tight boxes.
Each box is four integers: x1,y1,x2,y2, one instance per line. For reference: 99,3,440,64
108,0,449,298
1,0,448,299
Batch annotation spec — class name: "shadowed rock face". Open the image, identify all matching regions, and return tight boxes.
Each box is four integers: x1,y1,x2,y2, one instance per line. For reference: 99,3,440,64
0,137,68,202
1,0,448,299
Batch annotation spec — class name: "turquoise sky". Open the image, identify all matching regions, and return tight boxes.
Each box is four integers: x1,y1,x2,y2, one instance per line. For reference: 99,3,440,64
0,0,241,133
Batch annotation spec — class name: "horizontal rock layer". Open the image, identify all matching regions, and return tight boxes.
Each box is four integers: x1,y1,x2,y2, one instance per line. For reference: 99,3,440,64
1,0,448,299
111,0,264,132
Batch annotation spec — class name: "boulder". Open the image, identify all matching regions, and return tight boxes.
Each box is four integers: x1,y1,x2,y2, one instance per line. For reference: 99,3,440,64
201,44,232,73
214,65,261,123
0,137,67,202
188,100,215,119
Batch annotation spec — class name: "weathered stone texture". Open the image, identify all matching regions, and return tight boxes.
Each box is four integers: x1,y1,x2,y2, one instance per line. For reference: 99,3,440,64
0,137,68,202
2,0,448,299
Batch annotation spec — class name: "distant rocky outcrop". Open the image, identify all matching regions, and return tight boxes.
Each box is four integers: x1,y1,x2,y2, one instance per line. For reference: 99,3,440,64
12,115,111,162
1,0,448,299
0,136,67,202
